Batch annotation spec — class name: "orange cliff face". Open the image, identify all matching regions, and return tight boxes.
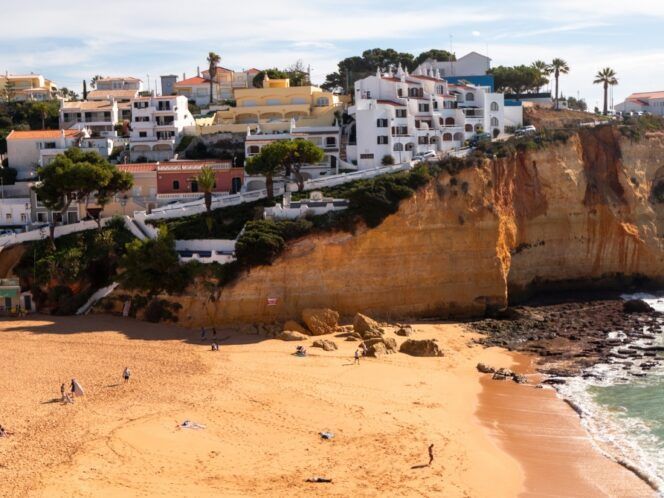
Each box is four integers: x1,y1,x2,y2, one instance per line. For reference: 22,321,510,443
169,128,664,327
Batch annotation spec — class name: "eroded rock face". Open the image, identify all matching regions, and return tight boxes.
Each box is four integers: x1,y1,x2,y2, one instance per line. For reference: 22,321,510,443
148,129,664,328
364,337,398,357
301,309,339,336
399,339,444,357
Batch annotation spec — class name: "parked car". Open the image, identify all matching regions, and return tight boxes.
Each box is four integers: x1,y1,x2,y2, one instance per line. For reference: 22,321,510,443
515,125,537,136
412,150,437,162
468,133,492,147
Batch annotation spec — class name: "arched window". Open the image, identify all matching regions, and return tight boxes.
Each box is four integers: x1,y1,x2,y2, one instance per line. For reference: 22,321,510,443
430,136,438,143
490,102,499,111
248,145,260,154
465,124,473,132
491,117,499,127
172,180,180,190
408,87,418,97
443,133,453,141
397,88,403,97
418,88,424,98
445,117,455,126
393,143,404,151
453,132,464,141
466,92,475,101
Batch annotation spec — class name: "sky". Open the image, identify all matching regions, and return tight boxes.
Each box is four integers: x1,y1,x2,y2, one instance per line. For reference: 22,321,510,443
1,0,663,108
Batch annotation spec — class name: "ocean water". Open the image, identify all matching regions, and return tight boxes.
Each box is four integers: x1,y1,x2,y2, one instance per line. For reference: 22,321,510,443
554,293,664,495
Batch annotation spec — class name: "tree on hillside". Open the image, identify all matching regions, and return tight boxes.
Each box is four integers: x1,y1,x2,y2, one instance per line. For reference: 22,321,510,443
594,67,618,116
566,96,588,112
245,142,288,200
58,87,79,101
82,80,88,100
285,60,310,86
206,51,221,104
321,48,416,94
90,75,103,89
414,49,456,67
530,60,552,92
197,166,216,214
252,68,289,88
490,65,542,94
284,139,325,191
550,58,570,110
95,168,134,228
32,102,51,130
1,80,16,103
32,149,119,242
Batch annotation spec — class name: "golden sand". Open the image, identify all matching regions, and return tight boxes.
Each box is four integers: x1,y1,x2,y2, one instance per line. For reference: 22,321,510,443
0,315,654,497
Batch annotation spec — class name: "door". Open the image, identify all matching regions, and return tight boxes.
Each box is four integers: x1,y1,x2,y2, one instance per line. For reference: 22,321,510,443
231,177,242,194
4,297,11,310
24,295,32,311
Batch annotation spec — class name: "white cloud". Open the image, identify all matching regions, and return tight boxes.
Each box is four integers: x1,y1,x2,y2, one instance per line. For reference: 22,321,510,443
472,31,481,37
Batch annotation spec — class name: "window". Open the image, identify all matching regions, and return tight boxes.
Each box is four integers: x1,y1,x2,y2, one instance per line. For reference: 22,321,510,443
134,116,149,122
325,137,336,147
133,101,149,109
397,88,403,97
139,131,147,138
453,132,464,141
377,136,388,145
443,133,453,141
445,117,455,126
491,117,499,127
85,112,92,119
465,124,473,132
393,143,403,151
466,92,475,101
20,213,27,222
248,145,260,154
418,103,430,112
191,180,198,193
5,214,11,221
436,85,444,94
104,112,111,119
172,180,180,190
243,100,257,107
395,109,407,118
376,118,388,127
316,97,329,106
37,213,46,222
490,102,499,111
360,153,374,159
418,136,428,145
42,142,56,149
266,98,281,105
392,125,408,136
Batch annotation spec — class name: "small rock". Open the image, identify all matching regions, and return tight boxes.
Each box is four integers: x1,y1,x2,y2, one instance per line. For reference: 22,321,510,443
623,299,654,314
277,331,309,341
312,339,338,351
396,326,413,337
476,363,495,374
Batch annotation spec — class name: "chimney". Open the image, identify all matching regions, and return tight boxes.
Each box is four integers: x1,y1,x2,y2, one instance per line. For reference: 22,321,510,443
197,66,200,77
183,72,186,81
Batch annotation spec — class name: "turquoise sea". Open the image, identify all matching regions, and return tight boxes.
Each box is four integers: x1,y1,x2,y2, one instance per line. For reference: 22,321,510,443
556,294,664,495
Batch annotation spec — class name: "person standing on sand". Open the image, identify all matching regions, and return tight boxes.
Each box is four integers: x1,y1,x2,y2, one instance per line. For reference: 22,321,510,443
60,383,65,400
354,349,360,365
70,379,76,394
123,367,131,383
428,444,434,466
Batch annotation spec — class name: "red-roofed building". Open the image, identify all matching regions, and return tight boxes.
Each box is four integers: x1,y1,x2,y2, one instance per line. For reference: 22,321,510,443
616,91,664,116
6,129,86,179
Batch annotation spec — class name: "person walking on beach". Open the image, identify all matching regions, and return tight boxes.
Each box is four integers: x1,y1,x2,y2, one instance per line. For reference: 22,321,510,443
123,367,131,383
428,444,434,466
354,349,360,365
60,383,66,400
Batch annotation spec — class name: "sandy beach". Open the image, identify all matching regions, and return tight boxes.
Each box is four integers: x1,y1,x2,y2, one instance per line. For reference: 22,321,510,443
0,315,655,497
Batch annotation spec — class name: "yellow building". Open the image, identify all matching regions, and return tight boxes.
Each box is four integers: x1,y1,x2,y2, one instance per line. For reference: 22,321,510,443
209,76,343,133
0,74,58,101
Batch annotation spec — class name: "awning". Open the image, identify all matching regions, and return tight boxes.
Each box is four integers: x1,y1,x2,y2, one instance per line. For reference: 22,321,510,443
0,288,19,299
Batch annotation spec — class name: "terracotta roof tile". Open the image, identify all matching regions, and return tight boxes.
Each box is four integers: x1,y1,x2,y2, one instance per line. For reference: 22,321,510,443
174,76,209,86
7,129,82,140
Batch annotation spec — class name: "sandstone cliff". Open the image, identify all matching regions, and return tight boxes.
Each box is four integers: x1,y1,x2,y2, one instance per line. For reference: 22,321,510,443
159,128,664,327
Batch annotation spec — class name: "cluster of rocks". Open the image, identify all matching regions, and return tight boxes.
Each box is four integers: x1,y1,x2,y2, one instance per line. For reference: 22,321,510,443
476,363,527,384
239,309,445,358
470,298,662,380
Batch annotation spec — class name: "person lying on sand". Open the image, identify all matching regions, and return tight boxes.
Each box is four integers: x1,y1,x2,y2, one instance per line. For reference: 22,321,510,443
60,383,66,400
0,425,14,437
428,444,435,466
63,393,74,404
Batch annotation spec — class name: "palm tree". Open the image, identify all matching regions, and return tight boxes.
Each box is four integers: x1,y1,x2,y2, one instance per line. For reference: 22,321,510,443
550,58,570,110
206,52,221,104
531,60,552,93
593,67,618,116
90,75,103,89
197,166,216,214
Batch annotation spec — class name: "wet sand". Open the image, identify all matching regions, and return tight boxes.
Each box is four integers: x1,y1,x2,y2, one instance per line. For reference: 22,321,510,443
477,353,656,497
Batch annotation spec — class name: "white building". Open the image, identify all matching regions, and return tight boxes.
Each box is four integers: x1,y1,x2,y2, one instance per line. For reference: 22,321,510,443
128,95,195,162
415,52,491,78
94,76,142,92
615,91,664,116
0,198,31,227
6,129,86,179
60,100,119,136
348,66,518,169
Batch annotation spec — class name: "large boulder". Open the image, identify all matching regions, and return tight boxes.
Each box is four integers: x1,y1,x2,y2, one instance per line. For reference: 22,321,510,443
277,331,309,341
364,337,398,356
399,339,444,357
312,339,338,351
623,299,654,314
302,308,339,336
353,313,382,338
283,320,308,335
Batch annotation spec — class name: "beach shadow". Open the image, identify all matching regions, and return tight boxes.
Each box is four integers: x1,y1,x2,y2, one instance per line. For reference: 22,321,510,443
410,464,430,470
105,383,121,388
41,398,62,405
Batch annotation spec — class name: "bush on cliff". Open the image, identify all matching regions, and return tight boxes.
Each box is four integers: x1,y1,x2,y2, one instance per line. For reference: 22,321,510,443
235,219,313,266
620,114,664,141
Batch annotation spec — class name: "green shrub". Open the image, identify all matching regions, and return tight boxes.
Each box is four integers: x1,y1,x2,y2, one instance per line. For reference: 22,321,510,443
381,154,395,166
235,219,312,267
